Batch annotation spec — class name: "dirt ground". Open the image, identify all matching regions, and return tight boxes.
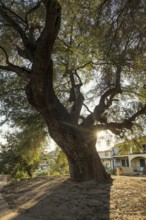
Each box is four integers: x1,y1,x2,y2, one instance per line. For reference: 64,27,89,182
1,175,146,220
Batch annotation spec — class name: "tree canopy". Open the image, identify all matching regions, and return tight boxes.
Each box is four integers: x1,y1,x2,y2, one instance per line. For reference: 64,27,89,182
0,0,146,136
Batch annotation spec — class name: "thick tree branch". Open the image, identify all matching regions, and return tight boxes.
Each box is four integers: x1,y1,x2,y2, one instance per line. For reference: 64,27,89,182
0,65,11,72
0,4,36,62
70,94,84,124
68,72,84,124
0,6,29,48
0,46,30,80
0,2,26,25
83,66,122,127
31,0,61,93
16,46,33,62
130,104,146,121
95,104,146,136
0,64,31,80
25,1,41,27
8,64,31,80
0,45,9,63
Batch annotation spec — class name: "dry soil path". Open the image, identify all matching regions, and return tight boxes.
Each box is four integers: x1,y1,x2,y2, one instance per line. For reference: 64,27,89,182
0,182,35,220
1,176,146,220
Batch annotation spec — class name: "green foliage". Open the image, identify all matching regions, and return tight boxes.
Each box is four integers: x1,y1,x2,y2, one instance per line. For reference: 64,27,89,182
48,148,69,175
36,171,49,177
35,148,69,177
0,148,39,181
0,0,146,126
114,135,146,155
54,0,146,125
0,68,47,181
0,119,47,180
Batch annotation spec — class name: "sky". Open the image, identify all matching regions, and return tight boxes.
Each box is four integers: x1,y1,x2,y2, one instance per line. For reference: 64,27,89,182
0,124,9,144
96,130,116,151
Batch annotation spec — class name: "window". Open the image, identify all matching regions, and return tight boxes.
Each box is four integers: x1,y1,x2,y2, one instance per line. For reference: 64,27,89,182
105,151,108,157
140,159,145,167
121,159,126,167
126,159,129,167
121,158,129,167
143,144,146,152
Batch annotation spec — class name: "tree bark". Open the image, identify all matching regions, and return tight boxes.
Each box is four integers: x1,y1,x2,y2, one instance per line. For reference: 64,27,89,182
47,119,112,183
25,62,112,183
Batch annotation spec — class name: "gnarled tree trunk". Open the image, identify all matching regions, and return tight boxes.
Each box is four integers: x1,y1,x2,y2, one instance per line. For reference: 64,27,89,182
26,79,112,183
48,121,111,183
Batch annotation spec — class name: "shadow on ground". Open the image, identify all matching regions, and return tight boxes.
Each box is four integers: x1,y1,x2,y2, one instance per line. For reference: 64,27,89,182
1,176,112,220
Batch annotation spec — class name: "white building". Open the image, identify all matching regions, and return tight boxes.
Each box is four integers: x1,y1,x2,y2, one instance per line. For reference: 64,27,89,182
98,150,114,170
98,144,146,175
114,144,146,171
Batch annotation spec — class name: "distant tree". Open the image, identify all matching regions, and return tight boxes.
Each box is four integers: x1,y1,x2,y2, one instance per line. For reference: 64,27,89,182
48,148,69,175
0,149,38,180
0,122,46,180
0,0,146,183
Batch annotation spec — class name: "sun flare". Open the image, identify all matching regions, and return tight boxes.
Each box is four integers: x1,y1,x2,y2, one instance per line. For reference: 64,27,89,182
96,130,114,152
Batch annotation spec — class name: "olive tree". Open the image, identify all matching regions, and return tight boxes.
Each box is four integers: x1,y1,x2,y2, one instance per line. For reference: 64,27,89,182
0,0,146,183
